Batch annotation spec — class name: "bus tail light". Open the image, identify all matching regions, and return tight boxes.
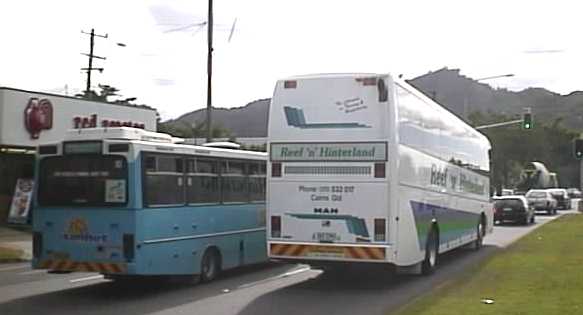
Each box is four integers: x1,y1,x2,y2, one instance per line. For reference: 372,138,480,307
272,163,282,177
374,163,386,178
271,216,281,238
123,234,135,261
374,219,386,242
33,232,43,258
284,80,297,89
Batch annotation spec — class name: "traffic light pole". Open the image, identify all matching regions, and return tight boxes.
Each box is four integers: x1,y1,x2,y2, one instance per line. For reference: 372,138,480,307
475,119,522,130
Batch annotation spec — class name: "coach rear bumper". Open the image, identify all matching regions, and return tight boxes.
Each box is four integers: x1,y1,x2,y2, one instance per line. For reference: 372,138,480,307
268,241,392,263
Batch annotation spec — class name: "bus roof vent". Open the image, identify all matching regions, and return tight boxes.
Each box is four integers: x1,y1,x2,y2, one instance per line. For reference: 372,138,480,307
201,142,241,149
65,127,173,143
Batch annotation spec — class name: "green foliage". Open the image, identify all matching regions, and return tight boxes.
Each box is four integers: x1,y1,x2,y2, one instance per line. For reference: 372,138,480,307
75,84,120,102
0,246,25,262
239,144,267,152
76,84,160,126
469,111,580,192
394,214,583,315
157,120,233,140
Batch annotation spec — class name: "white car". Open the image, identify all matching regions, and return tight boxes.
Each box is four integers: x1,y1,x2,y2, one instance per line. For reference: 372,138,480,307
525,189,558,215
546,188,571,210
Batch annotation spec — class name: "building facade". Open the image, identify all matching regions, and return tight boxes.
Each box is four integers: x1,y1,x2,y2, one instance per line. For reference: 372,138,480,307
0,87,157,223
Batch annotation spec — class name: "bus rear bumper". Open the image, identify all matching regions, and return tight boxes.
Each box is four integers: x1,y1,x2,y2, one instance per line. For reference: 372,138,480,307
34,259,129,274
268,241,393,264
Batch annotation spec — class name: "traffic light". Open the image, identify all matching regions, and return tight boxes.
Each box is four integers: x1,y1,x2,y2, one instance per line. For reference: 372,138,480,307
574,139,583,159
522,112,533,129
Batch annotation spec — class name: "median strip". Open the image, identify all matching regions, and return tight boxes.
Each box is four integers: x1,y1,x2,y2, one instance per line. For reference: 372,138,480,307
0,246,26,264
392,214,583,315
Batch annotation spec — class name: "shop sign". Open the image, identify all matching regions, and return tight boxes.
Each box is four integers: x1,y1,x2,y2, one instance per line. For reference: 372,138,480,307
24,98,53,139
73,114,146,129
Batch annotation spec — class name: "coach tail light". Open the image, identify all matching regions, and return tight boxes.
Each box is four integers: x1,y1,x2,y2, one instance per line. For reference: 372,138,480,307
271,216,282,238
271,163,282,177
374,218,386,242
374,163,386,178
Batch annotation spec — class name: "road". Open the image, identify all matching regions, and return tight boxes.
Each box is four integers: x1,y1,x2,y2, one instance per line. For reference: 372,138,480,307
0,206,577,315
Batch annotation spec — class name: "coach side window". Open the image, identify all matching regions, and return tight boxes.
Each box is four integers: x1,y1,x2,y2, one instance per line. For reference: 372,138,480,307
144,154,185,206
248,162,266,202
186,158,220,204
221,160,247,203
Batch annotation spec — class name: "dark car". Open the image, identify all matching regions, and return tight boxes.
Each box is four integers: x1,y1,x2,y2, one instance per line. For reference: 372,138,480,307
547,188,571,210
493,196,535,225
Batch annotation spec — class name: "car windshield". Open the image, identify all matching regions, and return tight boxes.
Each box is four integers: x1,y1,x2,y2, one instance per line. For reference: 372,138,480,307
527,191,546,198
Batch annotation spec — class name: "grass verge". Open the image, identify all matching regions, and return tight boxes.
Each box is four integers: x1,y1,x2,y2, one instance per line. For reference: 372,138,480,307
393,214,583,315
0,246,25,263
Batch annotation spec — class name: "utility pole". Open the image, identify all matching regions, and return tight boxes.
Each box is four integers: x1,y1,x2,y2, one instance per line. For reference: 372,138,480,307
206,0,214,143
81,29,108,99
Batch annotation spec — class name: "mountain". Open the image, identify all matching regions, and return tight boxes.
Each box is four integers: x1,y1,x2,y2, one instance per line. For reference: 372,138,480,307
408,68,583,129
164,98,270,137
163,68,583,137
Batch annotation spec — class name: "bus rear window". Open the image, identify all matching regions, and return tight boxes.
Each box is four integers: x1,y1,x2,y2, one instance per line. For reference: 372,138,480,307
38,155,128,207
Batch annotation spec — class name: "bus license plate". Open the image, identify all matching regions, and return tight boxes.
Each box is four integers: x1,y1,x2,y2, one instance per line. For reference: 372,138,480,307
314,232,339,242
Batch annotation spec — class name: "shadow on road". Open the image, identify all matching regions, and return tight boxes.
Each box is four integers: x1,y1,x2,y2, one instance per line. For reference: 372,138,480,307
237,245,501,315
0,262,295,315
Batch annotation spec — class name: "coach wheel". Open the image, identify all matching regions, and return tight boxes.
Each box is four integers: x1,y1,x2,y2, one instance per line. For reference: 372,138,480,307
200,249,220,283
421,228,438,275
474,219,485,250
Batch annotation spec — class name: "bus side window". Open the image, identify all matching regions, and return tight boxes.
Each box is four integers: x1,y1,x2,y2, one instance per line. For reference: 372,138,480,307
145,156,156,171
187,159,219,204
221,160,247,203
248,162,266,202
144,154,185,206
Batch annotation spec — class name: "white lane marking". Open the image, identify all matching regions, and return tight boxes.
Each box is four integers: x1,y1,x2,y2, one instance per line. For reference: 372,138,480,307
69,275,104,283
236,266,312,290
18,269,47,276
0,264,29,272
281,266,311,278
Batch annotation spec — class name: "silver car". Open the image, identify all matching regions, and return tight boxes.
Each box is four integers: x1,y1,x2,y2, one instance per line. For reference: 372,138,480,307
525,189,557,215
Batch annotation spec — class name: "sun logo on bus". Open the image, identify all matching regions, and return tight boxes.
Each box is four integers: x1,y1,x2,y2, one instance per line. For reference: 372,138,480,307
67,218,89,236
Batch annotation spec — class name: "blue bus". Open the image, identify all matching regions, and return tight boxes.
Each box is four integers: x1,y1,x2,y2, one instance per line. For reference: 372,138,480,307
32,127,267,282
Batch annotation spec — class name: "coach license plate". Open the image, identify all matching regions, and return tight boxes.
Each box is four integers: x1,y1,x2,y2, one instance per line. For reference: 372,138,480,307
314,232,339,242
307,246,345,258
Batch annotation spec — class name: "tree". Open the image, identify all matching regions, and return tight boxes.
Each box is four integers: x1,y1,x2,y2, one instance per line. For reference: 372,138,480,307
157,120,233,140
469,110,580,192
77,84,161,130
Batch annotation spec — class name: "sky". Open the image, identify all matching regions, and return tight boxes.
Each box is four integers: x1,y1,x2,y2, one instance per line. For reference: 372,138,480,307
0,0,581,120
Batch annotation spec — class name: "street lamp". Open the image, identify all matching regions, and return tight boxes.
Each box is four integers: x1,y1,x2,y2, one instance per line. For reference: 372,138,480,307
464,73,515,119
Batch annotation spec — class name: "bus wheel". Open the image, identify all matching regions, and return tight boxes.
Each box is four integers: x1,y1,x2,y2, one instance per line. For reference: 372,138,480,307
421,228,438,275
200,249,220,283
473,219,484,250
